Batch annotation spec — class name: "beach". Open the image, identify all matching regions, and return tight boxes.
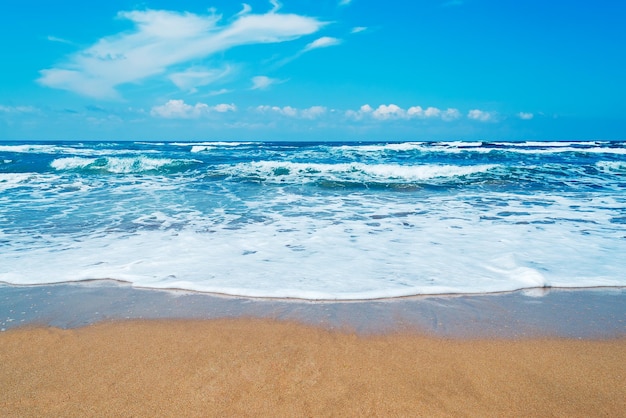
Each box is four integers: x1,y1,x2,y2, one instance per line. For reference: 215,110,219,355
1,284,625,416
2,0,625,410
1,318,625,417
2,140,626,415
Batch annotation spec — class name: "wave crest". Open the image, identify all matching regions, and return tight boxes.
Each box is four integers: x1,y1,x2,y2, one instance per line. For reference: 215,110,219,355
212,161,497,184
50,156,200,174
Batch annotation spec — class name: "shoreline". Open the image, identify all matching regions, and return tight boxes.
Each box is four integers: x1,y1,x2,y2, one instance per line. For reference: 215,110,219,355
2,282,625,415
1,281,624,338
4,277,626,302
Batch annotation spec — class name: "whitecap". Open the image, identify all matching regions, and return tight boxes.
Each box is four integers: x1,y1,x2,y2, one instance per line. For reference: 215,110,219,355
215,161,498,184
50,156,201,174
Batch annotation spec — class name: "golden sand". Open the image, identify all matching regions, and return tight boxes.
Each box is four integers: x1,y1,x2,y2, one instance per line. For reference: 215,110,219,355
1,318,624,417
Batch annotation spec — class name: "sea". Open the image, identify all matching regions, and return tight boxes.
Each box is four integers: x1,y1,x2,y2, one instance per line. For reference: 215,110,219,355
1,140,625,300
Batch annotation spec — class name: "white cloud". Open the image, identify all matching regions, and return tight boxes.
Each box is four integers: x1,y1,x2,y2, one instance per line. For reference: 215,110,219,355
251,75,280,90
300,105,327,119
274,35,342,68
339,0,353,6
236,3,252,16
408,106,440,118
213,103,237,112
372,104,405,120
345,104,372,120
256,105,327,119
518,112,534,120
256,105,296,117
303,36,342,52
169,66,232,92
38,8,326,99
270,0,282,13
150,99,236,118
348,104,461,121
467,109,497,122
207,88,231,96
441,108,461,121
408,106,461,121
351,26,367,34
47,35,74,45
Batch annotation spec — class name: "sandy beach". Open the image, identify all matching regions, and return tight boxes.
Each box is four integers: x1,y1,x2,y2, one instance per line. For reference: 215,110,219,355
1,317,625,417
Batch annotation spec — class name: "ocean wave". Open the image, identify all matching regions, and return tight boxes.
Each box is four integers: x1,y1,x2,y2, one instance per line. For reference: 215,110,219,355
0,143,166,157
337,142,429,152
332,141,626,157
596,161,626,173
212,161,498,184
0,173,35,190
434,142,626,156
50,156,201,174
172,141,254,147
504,146,626,156
487,141,603,148
0,173,80,193
190,146,215,153
0,144,60,154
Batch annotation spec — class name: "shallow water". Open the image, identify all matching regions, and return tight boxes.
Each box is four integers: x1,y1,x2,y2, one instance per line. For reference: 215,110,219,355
1,282,624,338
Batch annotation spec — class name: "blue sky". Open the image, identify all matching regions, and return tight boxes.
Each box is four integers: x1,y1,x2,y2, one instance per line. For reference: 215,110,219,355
1,0,624,141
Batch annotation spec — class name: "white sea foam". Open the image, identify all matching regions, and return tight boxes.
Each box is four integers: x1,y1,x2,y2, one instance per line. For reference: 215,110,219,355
50,156,200,173
337,142,430,153
436,141,485,147
513,147,626,155
190,145,215,153
50,157,97,170
216,161,497,183
0,173,34,190
172,141,253,147
334,141,626,157
489,141,593,148
176,142,257,152
596,161,626,173
105,157,176,173
0,172,95,194
0,143,165,157
2,140,625,300
0,144,60,153
1,190,625,299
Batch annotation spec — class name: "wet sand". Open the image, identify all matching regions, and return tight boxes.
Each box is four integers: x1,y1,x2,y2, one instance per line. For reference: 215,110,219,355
2,282,625,338
1,318,625,417
1,283,625,416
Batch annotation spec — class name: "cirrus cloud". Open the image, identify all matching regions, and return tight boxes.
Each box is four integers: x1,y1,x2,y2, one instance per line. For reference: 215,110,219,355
169,66,233,92
251,75,282,90
303,36,342,52
38,7,327,99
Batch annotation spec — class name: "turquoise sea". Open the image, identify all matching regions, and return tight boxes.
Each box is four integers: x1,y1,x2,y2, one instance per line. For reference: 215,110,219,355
1,140,625,299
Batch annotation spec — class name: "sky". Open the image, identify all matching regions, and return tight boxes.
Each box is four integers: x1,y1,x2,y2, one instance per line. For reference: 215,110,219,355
1,0,625,141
